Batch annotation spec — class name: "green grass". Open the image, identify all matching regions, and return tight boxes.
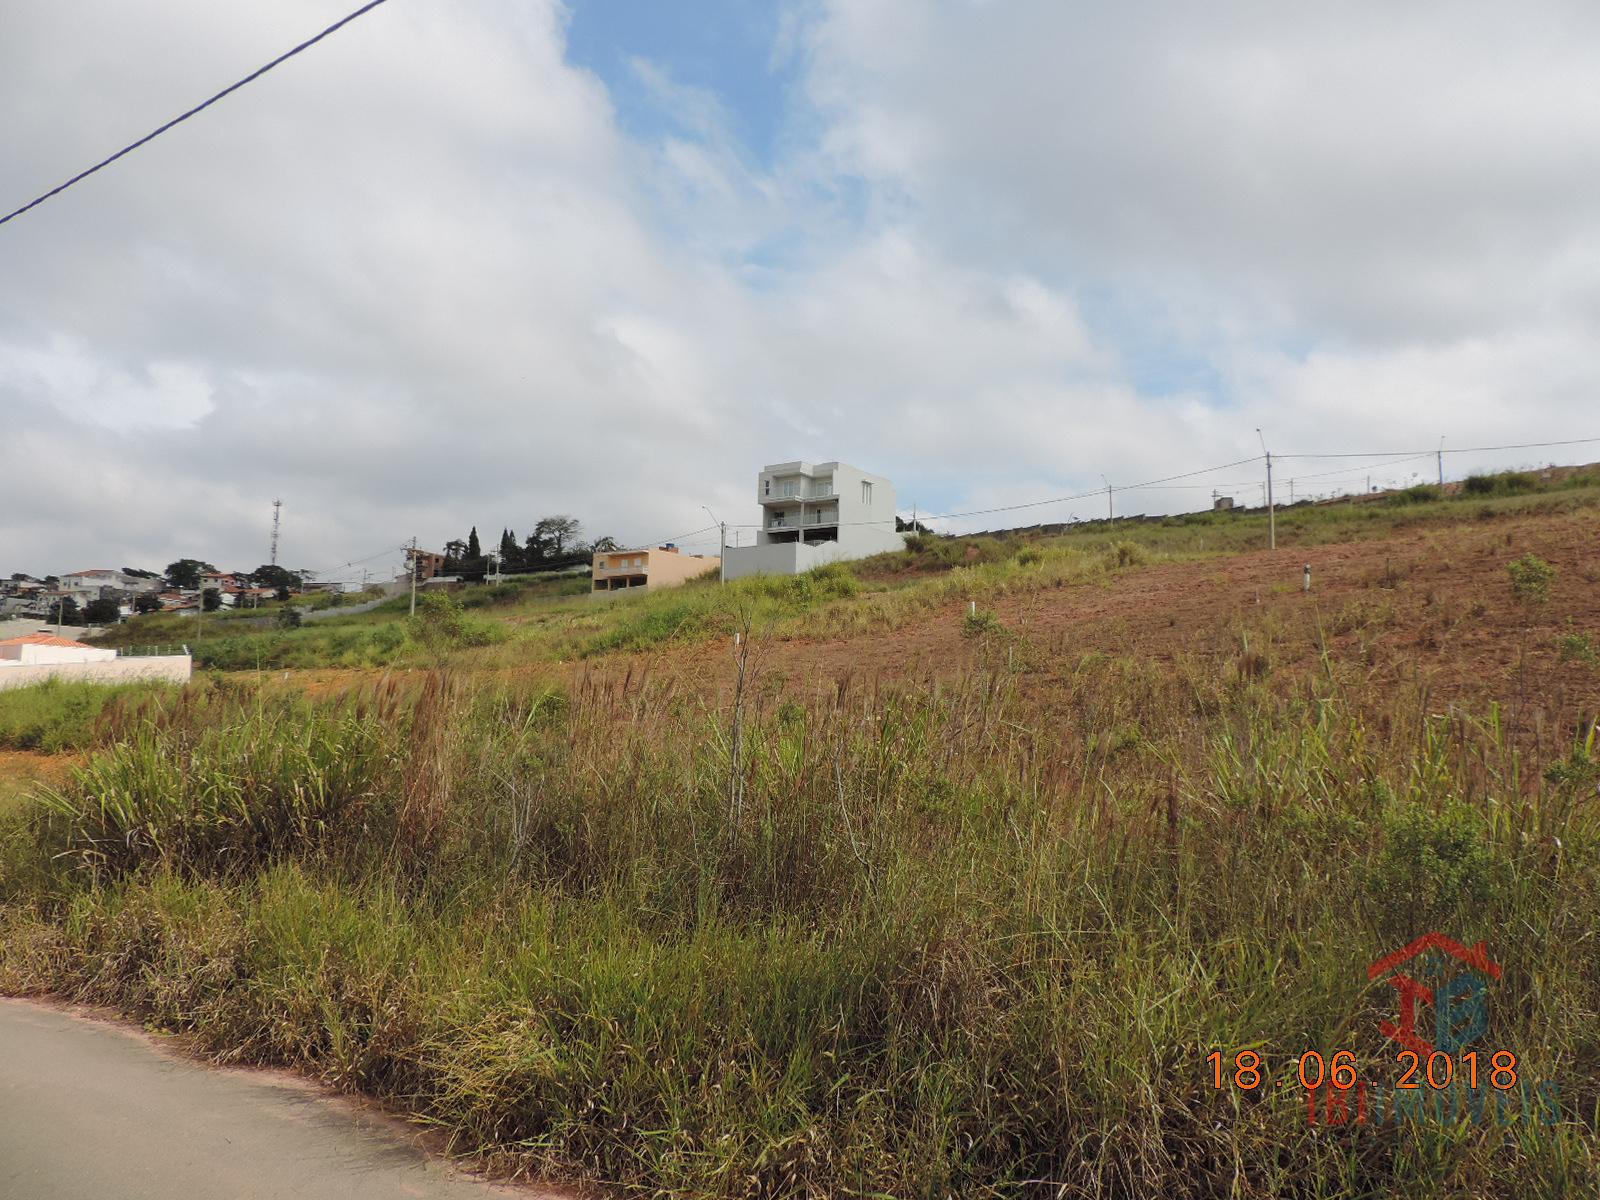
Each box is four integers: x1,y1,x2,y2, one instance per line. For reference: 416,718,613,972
0,679,179,752
2,633,1597,1197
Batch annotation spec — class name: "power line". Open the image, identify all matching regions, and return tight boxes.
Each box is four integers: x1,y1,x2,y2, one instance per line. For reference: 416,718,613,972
1276,435,1600,460
0,0,393,229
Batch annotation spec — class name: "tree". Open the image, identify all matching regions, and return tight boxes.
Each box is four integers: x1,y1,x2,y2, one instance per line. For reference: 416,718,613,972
51,595,80,625
275,584,292,603
589,535,620,553
164,558,216,590
498,528,522,573
83,597,121,624
251,564,302,591
277,604,302,629
526,515,582,566
133,592,162,615
201,587,223,612
467,526,481,559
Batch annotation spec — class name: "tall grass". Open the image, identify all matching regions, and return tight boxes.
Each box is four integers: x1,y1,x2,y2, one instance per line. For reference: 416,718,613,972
0,678,179,752
3,641,1597,1197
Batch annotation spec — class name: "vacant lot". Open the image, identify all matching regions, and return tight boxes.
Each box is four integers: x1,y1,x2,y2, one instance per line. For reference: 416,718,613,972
3,476,1597,1199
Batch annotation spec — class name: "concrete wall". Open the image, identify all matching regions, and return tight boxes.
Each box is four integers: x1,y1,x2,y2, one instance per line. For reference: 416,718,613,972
0,645,117,665
0,655,192,692
724,539,887,580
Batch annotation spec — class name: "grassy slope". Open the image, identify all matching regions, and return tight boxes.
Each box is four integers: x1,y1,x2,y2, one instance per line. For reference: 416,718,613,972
1,470,1597,1197
86,469,1600,677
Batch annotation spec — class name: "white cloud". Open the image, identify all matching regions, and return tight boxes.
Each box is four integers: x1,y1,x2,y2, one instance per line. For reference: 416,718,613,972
3,0,1599,575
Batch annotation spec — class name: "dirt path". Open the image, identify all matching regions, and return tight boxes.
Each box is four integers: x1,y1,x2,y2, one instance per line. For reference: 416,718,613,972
0,998,572,1200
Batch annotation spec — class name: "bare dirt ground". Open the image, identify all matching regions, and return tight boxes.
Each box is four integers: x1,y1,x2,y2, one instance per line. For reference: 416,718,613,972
648,509,1600,722
248,508,1600,741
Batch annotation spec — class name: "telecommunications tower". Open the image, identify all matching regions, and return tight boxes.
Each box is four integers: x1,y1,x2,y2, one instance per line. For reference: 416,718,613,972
269,499,282,566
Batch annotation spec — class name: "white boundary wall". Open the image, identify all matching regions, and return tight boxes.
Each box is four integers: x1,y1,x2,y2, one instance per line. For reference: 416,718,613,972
0,655,191,691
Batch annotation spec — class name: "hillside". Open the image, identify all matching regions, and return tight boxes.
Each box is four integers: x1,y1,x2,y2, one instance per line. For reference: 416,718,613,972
1,467,1597,1198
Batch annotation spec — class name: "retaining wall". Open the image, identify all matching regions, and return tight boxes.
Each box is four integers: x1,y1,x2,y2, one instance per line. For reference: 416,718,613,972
0,655,192,691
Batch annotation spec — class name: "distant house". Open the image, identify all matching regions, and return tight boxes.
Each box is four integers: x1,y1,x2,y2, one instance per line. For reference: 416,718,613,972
60,569,161,600
722,460,905,581
592,545,719,594
403,548,448,582
0,633,116,666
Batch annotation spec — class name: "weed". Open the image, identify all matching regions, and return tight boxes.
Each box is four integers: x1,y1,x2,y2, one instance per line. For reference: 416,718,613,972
1557,633,1597,666
961,606,1005,638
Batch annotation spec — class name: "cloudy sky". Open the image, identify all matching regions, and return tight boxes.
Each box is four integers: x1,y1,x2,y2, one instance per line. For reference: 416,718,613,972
4,1,1599,580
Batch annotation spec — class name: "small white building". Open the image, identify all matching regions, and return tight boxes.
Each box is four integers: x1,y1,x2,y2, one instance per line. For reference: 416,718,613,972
722,461,905,581
0,633,117,666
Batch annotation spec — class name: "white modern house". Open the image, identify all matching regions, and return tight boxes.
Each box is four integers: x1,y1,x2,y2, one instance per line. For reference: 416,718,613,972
722,461,905,581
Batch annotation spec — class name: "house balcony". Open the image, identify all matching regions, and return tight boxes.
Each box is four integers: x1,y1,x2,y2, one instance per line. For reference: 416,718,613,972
767,511,838,531
760,487,835,505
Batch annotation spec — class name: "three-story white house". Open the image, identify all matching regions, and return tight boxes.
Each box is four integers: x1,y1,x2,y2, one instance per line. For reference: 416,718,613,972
722,461,905,580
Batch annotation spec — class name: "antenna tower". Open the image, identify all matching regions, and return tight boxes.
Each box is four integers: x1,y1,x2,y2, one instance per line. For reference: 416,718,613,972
270,499,282,565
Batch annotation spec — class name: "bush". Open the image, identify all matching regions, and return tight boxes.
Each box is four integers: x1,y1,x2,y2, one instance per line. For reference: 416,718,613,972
1390,484,1442,505
1363,802,1500,938
1464,471,1536,497
406,592,498,657
277,605,303,629
1507,554,1556,605
1107,540,1148,568
962,606,1005,638
1558,633,1597,666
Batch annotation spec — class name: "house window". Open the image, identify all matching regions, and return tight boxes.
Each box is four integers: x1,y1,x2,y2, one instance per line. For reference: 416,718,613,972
763,479,770,496
860,480,873,504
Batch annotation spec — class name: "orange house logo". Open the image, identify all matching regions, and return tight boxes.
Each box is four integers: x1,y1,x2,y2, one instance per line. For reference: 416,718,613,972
1368,932,1501,1056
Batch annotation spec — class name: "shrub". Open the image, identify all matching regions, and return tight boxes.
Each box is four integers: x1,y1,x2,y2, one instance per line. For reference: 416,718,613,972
277,605,303,629
1390,484,1442,505
1557,633,1597,666
962,606,1005,638
406,592,498,656
1507,554,1555,605
1107,540,1147,568
1363,802,1500,937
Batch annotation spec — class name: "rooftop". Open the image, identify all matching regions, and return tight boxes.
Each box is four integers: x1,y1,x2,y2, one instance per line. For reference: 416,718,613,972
0,633,93,649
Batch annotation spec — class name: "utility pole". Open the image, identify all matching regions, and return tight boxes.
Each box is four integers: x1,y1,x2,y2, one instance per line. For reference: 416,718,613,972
1437,437,1445,487
1101,474,1113,521
703,506,726,584
1256,429,1275,550
408,537,419,616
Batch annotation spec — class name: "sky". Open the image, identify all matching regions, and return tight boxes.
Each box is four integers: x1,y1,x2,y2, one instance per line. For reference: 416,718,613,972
4,1,1600,581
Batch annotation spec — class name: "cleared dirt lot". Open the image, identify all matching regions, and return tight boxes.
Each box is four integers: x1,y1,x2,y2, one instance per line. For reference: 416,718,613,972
654,508,1600,722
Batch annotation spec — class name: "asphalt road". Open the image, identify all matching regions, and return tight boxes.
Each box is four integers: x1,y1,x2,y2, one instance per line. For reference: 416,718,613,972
0,998,554,1200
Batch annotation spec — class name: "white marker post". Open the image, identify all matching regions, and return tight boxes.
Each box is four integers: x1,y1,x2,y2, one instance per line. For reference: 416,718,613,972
1303,564,1312,593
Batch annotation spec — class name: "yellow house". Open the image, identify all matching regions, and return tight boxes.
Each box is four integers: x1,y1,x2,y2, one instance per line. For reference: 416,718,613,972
592,545,718,594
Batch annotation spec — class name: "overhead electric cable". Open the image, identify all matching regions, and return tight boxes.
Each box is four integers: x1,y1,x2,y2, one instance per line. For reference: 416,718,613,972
0,0,392,228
